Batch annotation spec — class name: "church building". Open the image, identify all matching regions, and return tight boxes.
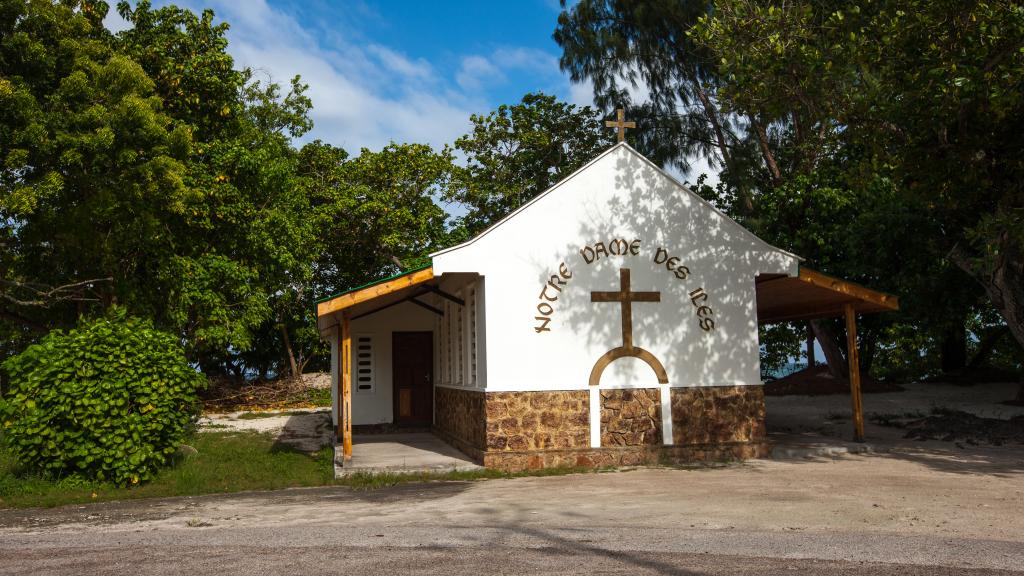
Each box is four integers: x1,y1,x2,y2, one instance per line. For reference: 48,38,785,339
315,142,898,471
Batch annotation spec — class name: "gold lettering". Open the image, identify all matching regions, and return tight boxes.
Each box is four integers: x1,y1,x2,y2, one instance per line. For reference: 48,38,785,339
534,316,552,333
559,262,573,279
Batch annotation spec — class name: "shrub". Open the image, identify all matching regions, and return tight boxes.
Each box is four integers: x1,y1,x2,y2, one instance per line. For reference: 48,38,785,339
0,310,205,486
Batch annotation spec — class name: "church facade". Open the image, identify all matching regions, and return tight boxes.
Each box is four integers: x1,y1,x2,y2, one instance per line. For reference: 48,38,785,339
315,143,896,470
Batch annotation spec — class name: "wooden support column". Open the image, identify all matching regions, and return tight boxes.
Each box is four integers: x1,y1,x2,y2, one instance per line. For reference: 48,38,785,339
844,303,865,442
341,311,353,460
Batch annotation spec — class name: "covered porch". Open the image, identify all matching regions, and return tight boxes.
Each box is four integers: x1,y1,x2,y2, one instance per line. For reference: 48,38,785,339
315,265,482,467
755,266,900,442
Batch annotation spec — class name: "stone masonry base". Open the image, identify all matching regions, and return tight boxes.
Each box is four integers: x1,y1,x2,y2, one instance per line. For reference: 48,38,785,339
433,385,767,473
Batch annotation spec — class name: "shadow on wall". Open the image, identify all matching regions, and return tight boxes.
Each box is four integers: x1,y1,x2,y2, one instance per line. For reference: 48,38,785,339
533,149,784,389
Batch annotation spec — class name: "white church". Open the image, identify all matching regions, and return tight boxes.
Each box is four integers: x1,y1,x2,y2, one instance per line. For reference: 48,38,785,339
315,142,898,470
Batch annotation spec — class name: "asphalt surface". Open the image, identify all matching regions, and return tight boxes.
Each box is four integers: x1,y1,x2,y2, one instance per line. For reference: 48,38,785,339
2,457,1023,576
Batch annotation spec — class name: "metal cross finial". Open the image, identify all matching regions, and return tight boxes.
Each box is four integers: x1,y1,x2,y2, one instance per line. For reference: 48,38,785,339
605,108,636,143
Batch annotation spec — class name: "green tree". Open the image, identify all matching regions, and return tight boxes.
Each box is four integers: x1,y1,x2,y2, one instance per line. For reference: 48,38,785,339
1,0,317,373
447,92,613,235
692,0,1024,361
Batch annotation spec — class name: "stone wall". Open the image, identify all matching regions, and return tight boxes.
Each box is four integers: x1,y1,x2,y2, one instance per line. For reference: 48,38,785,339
433,385,768,472
433,386,486,458
600,388,661,446
481,443,767,471
670,386,766,445
484,391,590,452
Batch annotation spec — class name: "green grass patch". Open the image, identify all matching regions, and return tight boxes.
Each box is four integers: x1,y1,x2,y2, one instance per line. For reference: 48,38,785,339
0,431,335,509
0,431,607,509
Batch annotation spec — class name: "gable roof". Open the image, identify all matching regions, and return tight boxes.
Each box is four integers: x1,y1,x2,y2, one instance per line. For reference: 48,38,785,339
430,142,801,262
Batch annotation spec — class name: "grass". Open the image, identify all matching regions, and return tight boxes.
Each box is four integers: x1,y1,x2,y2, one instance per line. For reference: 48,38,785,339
0,432,335,509
0,431,605,509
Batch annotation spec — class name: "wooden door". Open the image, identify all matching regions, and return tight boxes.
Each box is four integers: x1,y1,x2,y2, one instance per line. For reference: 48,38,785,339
392,331,434,426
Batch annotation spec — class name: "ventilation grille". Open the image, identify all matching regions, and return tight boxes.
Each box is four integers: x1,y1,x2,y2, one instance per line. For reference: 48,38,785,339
354,335,374,393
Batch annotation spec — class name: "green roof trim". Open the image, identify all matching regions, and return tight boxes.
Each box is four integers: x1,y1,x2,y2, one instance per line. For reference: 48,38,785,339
314,262,433,305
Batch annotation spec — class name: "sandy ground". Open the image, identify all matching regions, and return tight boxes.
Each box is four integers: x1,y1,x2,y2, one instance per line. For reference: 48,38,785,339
1,381,1021,574
0,455,1022,574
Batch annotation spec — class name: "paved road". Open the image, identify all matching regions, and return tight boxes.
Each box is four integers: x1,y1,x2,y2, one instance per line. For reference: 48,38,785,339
2,457,1023,575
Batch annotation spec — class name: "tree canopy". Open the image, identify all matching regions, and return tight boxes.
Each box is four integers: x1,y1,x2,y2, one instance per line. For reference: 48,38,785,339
556,0,1024,377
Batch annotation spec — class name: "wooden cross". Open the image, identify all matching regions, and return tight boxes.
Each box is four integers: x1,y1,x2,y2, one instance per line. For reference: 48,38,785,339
605,108,636,143
591,268,660,351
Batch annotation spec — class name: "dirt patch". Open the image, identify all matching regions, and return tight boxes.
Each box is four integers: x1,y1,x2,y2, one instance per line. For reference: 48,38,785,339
202,373,331,412
872,408,1024,446
765,365,902,396
197,410,333,452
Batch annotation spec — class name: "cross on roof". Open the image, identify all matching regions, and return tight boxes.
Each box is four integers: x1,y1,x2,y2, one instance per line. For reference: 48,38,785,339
591,268,660,351
605,108,636,143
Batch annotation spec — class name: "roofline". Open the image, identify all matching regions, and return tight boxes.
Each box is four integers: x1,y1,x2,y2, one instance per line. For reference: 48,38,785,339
431,142,802,263
314,262,432,305
315,265,435,320
430,143,629,258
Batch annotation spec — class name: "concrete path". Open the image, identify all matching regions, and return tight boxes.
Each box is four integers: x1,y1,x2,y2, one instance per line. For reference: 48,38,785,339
336,433,482,475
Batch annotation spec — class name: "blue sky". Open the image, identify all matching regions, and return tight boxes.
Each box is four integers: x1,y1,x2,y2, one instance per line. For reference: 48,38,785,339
106,0,593,153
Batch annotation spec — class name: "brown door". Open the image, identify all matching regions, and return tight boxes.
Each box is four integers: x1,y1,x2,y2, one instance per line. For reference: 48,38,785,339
392,331,434,426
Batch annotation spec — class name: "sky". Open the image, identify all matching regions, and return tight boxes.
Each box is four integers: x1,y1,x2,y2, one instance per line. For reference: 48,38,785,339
105,0,714,185
105,0,596,153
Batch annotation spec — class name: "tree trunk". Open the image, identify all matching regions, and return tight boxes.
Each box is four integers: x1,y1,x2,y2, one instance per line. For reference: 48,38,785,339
951,236,1024,354
806,322,816,365
940,324,967,373
280,323,299,378
752,118,783,188
968,325,1009,369
811,319,848,380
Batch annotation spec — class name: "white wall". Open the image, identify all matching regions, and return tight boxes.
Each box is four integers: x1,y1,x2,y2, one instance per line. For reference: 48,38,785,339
432,144,799,393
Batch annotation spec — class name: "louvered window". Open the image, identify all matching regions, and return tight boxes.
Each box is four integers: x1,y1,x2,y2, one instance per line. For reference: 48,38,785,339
469,287,477,386
354,335,374,393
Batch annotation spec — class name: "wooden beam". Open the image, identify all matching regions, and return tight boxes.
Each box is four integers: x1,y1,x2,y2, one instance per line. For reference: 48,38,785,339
350,291,422,321
799,268,899,311
424,285,465,306
409,297,444,316
317,267,435,317
341,310,352,460
844,303,865,443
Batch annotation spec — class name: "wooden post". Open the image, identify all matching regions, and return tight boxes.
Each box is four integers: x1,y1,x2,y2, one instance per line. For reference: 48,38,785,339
844,303,865,442
341,311,353,460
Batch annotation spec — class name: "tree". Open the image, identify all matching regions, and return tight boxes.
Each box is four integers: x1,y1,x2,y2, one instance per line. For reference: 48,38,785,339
692,0,1024,358
446,92,613,236
1,0,317,372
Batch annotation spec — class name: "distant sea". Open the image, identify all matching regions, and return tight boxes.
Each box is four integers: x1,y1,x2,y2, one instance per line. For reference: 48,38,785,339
766,362,808,380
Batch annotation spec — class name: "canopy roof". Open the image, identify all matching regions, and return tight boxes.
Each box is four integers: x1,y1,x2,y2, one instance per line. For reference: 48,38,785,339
755,267,898,323
315,264,898,332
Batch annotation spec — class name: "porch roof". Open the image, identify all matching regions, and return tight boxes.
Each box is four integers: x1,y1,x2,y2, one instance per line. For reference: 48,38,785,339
315,266,479,333
755,267,899,324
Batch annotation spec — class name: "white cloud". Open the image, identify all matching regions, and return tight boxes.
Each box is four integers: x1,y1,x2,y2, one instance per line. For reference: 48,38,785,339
456,56,505,92
110,0,480,153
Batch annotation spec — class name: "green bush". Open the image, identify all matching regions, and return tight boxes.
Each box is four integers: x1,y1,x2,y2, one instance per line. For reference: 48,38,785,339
0,310,205,486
